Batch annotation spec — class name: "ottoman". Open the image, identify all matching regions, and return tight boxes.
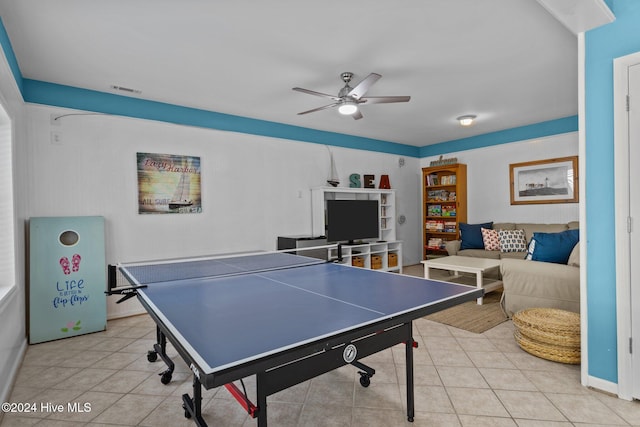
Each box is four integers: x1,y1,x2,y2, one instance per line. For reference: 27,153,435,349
512,308,580,364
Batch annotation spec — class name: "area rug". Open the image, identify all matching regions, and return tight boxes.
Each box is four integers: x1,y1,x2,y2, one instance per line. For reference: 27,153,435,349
401,264,508,334
424,290,508,333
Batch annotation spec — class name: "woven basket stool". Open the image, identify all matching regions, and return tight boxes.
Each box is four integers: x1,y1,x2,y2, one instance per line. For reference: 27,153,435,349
512,308,580,364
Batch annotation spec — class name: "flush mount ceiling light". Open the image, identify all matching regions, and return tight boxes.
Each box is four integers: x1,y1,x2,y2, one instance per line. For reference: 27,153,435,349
456,115,477,126
338,100,359,115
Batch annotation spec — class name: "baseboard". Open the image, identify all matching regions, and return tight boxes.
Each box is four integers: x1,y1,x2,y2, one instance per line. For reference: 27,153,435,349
586,375,621,398
0,337,27,403
107,306,146,320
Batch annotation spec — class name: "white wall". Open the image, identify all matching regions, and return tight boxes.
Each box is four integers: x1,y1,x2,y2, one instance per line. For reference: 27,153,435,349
22,106,578,320
24,105,422,318
420,132,580,224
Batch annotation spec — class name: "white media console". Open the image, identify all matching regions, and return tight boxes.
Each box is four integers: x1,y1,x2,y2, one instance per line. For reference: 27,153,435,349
311,187,403,273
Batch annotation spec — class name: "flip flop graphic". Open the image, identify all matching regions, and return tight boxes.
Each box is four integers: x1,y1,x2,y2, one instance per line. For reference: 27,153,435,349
59,257,70,275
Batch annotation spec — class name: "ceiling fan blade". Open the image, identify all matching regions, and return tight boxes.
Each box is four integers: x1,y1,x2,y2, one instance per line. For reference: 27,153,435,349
347,73,382,99
292,87,341,101
361,96,411,104
352,110,364,120
297,103,341,115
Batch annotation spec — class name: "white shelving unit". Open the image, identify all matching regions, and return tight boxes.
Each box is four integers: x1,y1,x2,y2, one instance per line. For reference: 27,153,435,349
311,187,402,273
327,241,403,273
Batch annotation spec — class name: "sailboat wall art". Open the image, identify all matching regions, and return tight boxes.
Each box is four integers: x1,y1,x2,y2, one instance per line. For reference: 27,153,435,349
137,152,202,214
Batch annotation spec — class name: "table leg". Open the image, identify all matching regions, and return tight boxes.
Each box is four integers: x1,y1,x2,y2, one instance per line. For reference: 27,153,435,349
151,326,174,385
256,373,267,427
405,325,415,423
424,265,431,279
476,271,484,305
182,375,207,426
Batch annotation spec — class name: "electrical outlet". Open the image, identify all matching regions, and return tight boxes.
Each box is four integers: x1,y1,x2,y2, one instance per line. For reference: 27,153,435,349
50,131,63,145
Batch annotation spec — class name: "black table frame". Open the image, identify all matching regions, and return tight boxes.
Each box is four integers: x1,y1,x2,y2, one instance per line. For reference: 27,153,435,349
135,287,483,427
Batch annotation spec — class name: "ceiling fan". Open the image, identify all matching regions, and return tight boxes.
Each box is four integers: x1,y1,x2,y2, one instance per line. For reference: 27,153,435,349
292,72,410,120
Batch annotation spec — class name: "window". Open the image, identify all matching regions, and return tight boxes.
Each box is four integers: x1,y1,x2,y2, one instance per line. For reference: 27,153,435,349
0,100,14,299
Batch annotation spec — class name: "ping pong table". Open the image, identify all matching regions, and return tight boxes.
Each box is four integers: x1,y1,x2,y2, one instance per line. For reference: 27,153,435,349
107,251,483,426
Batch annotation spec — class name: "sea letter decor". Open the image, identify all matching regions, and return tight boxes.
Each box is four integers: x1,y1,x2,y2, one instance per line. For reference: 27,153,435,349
363,174,375,188
349,173,361,188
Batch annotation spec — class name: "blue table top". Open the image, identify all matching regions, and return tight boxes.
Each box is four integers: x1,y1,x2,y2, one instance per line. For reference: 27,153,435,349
127,255,479,375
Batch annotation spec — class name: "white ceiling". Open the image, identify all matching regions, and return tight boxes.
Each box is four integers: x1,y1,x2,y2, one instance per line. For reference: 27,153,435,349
0,0,579,147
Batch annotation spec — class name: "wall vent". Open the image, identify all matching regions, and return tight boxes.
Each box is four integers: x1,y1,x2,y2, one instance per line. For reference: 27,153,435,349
110,85,142,95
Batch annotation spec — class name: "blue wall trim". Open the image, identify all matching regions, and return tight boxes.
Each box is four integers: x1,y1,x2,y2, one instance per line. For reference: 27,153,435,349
0,18,23,95
419,115,579,158
26,74,578,159
22,79,421,157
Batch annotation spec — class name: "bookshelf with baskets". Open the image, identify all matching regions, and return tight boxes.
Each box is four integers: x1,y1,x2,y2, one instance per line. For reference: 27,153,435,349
422,163,467,259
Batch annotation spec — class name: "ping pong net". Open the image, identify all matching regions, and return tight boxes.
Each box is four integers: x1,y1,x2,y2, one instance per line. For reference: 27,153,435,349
111,251,327,289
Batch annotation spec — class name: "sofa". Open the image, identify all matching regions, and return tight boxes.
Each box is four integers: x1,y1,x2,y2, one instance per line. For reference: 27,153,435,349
444,221,580,316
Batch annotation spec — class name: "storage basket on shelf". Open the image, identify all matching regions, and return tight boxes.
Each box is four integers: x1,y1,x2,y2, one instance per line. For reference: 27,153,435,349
352,256,364,268
388,253,398,268
371,255,382,270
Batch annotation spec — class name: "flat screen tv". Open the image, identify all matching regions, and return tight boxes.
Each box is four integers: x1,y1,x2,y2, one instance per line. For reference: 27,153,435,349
326,199,379,244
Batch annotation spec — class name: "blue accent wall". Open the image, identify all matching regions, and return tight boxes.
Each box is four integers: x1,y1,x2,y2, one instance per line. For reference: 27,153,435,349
585,0,640,383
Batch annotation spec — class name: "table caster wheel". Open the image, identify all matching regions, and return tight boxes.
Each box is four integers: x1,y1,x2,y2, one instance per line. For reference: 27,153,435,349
160,370,172,384
147,351,158,362
359,373,371,388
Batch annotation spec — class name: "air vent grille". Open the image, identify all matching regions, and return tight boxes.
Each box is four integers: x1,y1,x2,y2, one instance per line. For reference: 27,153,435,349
110,85,142,94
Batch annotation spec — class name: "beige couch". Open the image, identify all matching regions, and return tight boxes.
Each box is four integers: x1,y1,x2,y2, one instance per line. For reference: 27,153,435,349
444,222,580,316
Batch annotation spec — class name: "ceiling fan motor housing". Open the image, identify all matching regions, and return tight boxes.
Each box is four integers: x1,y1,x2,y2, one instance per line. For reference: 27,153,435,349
340,72,354,83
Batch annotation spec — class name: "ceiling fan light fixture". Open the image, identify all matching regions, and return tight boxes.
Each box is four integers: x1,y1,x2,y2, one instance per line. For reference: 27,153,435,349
338,101,358,115
457,115,477,126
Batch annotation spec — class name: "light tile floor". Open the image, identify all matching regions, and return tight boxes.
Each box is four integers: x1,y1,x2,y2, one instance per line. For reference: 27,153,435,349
2,266,640,426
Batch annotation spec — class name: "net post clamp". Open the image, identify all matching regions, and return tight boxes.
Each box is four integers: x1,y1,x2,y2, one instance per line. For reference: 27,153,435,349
105,285,147,304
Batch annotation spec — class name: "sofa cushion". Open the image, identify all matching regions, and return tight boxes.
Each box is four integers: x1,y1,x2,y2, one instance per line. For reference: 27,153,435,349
457,249,501,259
492,222,516,231
481,228,500,251
517,223,569,244
460,222,493,249
500,251,528,259
526,229,580,264
567,243,580,267
499,229,528,252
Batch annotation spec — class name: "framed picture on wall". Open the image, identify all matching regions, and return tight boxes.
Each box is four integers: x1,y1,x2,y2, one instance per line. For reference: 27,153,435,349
509,156,578,205
137,152,202,214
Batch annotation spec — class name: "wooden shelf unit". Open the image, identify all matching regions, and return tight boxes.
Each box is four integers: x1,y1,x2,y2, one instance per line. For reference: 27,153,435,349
422,164,467,259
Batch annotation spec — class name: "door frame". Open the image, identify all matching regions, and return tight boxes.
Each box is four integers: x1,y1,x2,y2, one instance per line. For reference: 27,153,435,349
614,50,640,401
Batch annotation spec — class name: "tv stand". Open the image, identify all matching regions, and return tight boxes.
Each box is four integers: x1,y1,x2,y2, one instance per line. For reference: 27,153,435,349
311,187,402,273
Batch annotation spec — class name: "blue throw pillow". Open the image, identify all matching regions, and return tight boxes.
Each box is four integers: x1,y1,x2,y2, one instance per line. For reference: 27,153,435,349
528,229,579,264
459,222,493,250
